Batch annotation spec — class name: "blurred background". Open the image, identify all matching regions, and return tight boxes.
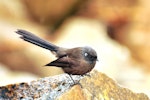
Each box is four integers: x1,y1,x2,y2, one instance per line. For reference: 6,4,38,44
0,0,149,97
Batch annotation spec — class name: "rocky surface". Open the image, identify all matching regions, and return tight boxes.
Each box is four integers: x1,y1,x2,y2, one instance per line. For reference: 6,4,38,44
0,0,150,99
0,70,149,100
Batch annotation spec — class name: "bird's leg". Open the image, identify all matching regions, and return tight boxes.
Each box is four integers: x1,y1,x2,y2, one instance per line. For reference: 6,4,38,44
80,73,91,77
66,55,77,85
67,74,83,88
68,74,76,85
84,73,91,77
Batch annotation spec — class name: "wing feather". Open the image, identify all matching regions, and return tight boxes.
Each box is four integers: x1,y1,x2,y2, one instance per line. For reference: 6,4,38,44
45,56,70,67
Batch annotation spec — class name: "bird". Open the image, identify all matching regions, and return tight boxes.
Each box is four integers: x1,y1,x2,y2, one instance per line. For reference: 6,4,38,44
16,29,98,76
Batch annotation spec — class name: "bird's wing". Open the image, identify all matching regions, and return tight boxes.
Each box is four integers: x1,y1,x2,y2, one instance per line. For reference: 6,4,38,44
45,56,71,68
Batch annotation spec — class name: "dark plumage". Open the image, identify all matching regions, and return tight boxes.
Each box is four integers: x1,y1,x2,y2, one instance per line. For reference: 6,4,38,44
16,29,97,75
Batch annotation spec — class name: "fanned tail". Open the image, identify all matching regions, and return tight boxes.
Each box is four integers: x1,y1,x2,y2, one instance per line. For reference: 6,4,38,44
16,29,58,52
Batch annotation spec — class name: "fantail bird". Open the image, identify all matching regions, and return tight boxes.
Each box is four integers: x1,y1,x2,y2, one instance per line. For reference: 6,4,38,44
16,29,98,75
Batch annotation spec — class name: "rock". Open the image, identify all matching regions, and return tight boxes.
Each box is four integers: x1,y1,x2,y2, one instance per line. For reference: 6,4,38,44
0,70,149,100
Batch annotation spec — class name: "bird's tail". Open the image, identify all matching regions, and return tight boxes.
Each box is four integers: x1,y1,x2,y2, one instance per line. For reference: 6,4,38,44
16,29,58,52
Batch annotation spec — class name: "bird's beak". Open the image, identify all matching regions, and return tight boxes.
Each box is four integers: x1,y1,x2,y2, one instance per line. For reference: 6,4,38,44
96,58,99,61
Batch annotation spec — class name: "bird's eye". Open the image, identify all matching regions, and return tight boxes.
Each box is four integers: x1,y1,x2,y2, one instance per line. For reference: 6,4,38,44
84,52,88,57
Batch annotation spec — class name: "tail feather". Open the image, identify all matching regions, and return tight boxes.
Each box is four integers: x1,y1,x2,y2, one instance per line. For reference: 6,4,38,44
16,29,58,52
